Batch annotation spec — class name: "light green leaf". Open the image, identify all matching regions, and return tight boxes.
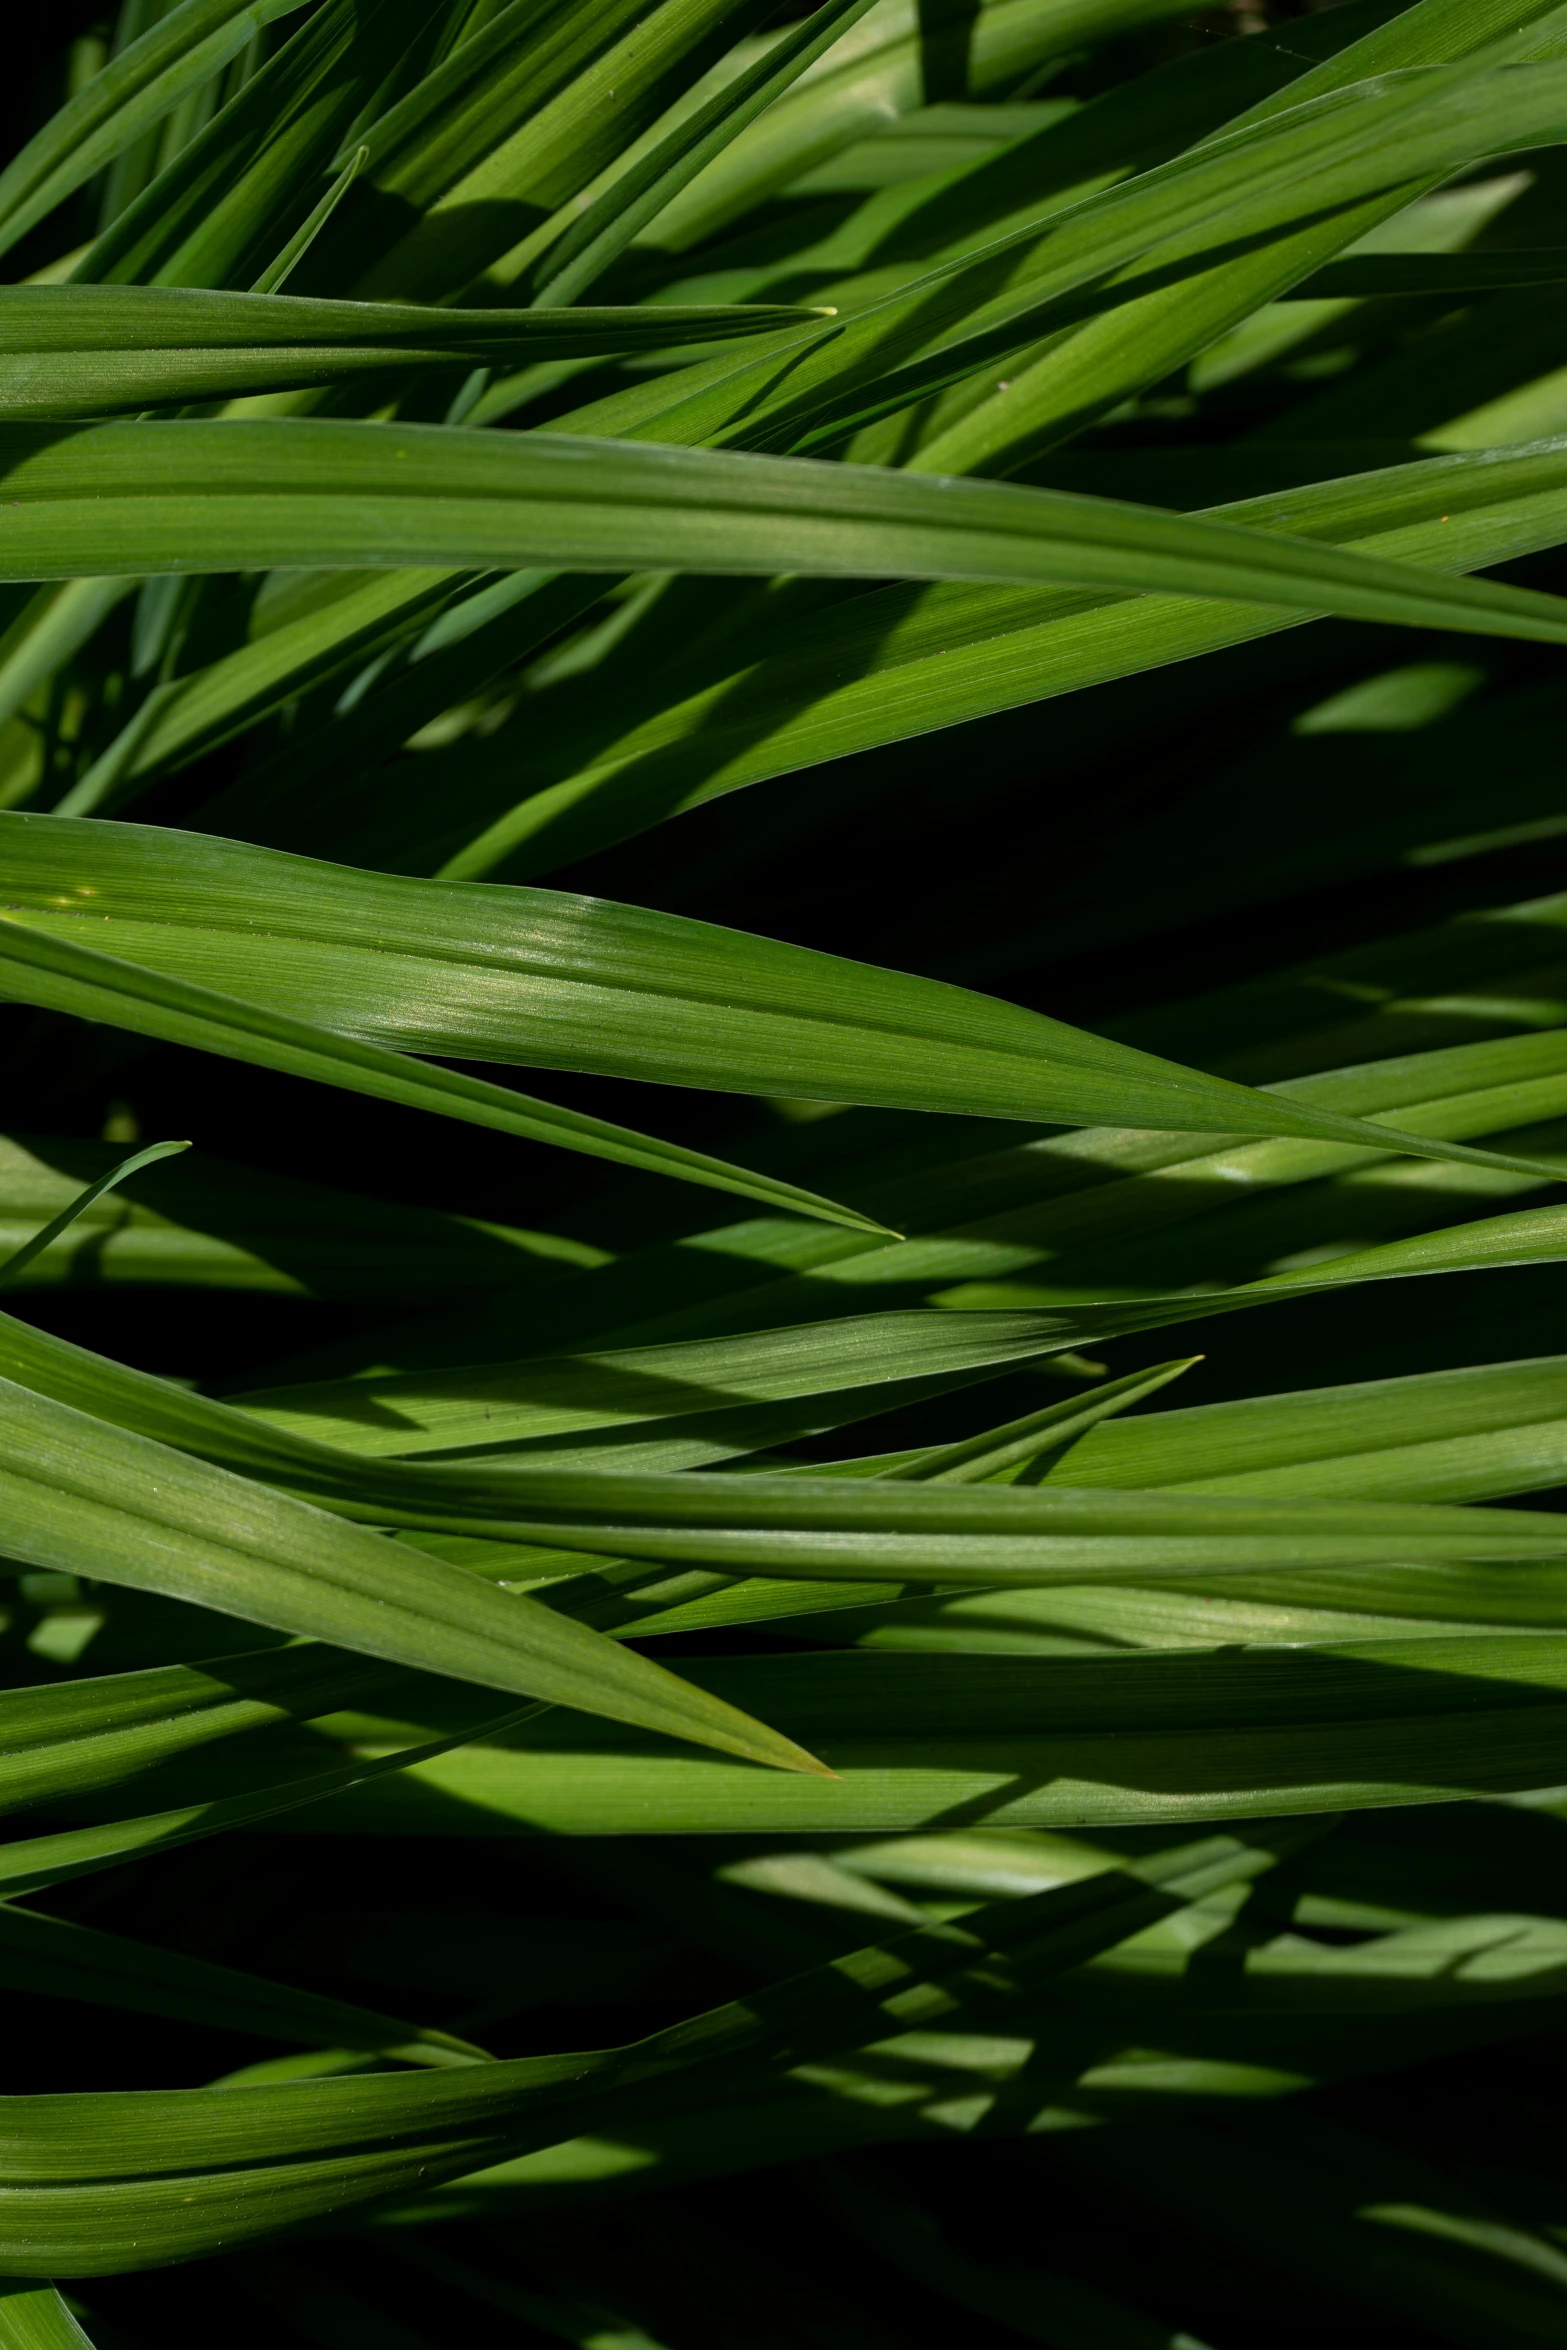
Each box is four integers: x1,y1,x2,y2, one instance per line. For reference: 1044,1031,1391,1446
907,0,1567,474
7,814,1567,1186
0,1137,189,1288
0,1375,828,1771
0,2284,98,2350
227,1311,1190,1458
13,1268,1566,1588
300,1635,1567,1835
429,441,1567,877
254,1456,1567,1585
634,0,1195,256
76,0,442,293
0,1130,607,1299
527,0,885,307
0,917,887,1233
4,420,1567,654
345,0,769,302
0,1643,403,1819
884,1356,1201,1483
584,51,1567,457
1049,1355,1567,1506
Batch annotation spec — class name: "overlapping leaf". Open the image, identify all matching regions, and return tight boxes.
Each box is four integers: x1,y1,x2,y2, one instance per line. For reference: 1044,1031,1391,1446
0,1832,1288,2271
8,815,1567,1183
0,1374,825,1771
7,0,1567,2328
0,288,818,418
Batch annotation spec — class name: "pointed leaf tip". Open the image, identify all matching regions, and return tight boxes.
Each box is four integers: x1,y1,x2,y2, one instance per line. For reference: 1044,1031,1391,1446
730,1720,836,1777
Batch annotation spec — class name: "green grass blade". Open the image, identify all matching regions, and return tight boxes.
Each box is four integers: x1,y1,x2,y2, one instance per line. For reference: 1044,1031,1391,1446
0,581,137,736
916,0,1567,472
528,0,884,307
0,1645,404,1819
0,917,886,1233
297,1025,1567,1365
344,0,768,302
295,1638,1567,1832
250,140,367,296
0,290,819,419
0,1376,829,1770
0,1700,552,1903
0,0,312,264
75,571,603,806
11,815,1567,1187
617,0,1191,258
0,1138,189,1288
578,54,1567,458
886,1356,1201,1483
440,440,1567,875
0,2286,97,2350
0,1131,606,1299
228,1317,1195,1458
5,419,1567,651
1046,1356,1567,1507
12,1281,1567,1594
75,0,443,293
1295,247,1567,296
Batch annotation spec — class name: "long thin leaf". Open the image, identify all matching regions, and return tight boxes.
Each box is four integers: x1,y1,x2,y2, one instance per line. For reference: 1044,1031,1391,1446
300,1635,1567,1835
423,440,1567,877
0,1644,404,1818
0,290,821,418
528,0,885,307
1295,247,1567,296
0,1138,189,1287
3,421,1567,653
0,1831,1280,2272
0,1697,558,1903
0,0,312,262
0,1130,606,1299
0,2286,98,2350
7,814,1567,1186
0,1375,827,1772
0,919,886,1234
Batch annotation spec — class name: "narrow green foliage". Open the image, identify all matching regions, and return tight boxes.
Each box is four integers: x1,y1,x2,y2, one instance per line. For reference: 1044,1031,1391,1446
0,1137,189,1286
6,0,1567,2333
0,2284,98,2350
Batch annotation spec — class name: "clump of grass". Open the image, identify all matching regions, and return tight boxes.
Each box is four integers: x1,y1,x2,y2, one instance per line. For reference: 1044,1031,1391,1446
1,0,1567,2342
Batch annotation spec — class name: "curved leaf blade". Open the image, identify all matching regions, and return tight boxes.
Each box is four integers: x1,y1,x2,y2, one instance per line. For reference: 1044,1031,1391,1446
4,814,1566,1186
0,290,820,420
0,0,312,263
0,1138,190,1289
2,422,1567,656
0,1376,827,1773
0,2284,97,2350
0,917,887,1235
